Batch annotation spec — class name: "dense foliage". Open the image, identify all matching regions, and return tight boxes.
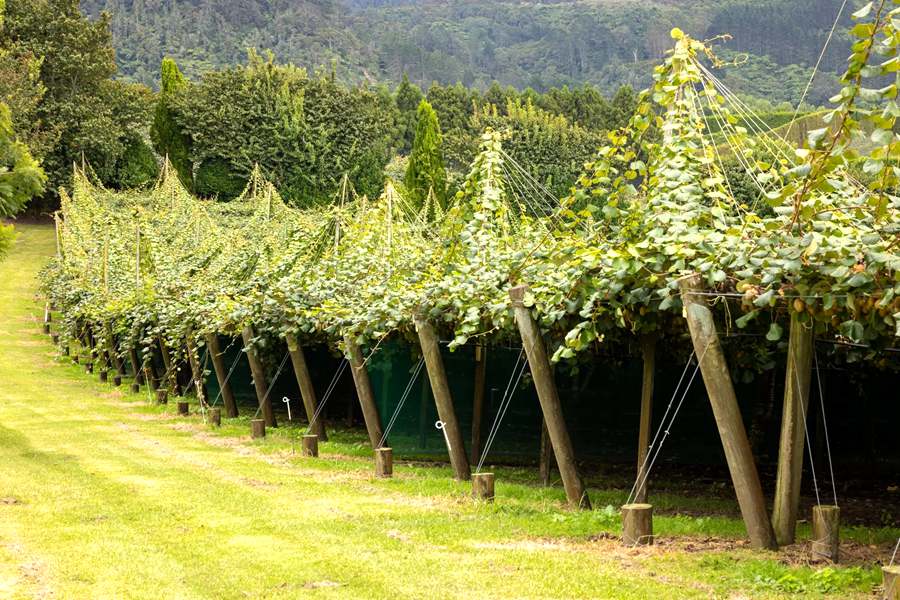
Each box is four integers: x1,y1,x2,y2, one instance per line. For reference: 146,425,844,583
1,0,154,207
42,12,899,386
404,100,447,208
82,0,850,107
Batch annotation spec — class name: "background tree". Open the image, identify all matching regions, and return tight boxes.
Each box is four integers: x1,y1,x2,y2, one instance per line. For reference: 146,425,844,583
404,99,447,209
1,0,154,208
394,74,423,154
151,58,192,188
0,102,46,257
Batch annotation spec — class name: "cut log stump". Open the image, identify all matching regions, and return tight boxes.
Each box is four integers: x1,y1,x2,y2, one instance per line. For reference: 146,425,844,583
302,434,319,457
622,503,654,546
472,472,495,501
811,505,840,563
375,447,393,478
251,419,266,439
177,401,189,416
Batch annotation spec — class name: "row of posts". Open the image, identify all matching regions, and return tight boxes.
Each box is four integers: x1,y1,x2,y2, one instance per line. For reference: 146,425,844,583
44,278,870,575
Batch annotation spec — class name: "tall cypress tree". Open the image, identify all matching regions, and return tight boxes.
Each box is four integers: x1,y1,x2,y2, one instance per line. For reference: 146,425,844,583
150,58,192,188
394,73,423,153
404,99,446,209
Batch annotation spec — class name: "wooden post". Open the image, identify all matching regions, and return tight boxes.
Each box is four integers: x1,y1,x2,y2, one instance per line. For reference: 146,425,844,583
539,418,553,486
622,503,653,546
302,434,319,457
635,334,657,503
414,313,471,481
185,334,206,403
250,418,265,439
128,347,143,384
811,505,840,562
472,472,495,501
884,566,900,600
158,337,181,396
242,326,276,427
344,334,383,448
51,333,59,345
287,336,327,440
130,382,140,394
375,447,393,478
99,369,108,383
509,285,590,510
177,401,189,416
156,389,168,404
679,275,777,550
772,312,814,545
106,325,125,383
470,344,487,464
209,408,221,427
206,334,238,418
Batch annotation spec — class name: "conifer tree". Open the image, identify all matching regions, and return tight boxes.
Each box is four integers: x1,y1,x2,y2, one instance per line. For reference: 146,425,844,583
151,58,192,188
404,99,446,210
395,74,423,153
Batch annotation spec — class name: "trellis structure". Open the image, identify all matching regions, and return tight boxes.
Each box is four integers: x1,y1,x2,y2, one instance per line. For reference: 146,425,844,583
43,10,900,552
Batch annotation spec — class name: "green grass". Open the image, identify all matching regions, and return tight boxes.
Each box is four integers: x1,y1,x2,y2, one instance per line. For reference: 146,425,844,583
0,223,894,599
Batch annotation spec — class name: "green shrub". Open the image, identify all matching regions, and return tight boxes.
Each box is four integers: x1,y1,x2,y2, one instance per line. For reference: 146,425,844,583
194,157,247,200
115,138,159,188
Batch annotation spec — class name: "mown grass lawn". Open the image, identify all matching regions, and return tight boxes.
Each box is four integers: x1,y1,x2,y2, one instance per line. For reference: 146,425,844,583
0,223,895,599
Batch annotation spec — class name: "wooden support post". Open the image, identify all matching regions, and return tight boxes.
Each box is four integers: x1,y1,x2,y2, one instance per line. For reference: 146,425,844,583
811,505,840,563
539,418,553,486
51,333,59,345
509,285,590,510
242,326,276,427
251,418,265,439
177,401,189,416
99,369,108,383
344,334,383,448
622,503,653,546
679,275,777,550
128,347,143,384
158,337,181,396
209,408,221,427
106,325,125,383
185,334,206,403
375,447,393,478
302,434,319,457
414,313,471,481
472,472,495,501
772,312,814,545
113,374,122,387
156,389,168,404
287,336,327,440
130,382,140,394
206,334,238,418
884,566,900,600
470,345,487,464
635,334,657,503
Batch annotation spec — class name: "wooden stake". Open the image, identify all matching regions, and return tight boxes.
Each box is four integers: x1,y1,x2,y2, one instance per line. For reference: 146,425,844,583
302,434,319,457
375,447,392,478
811,505,840,563
158,337,182,396
414,313,471,481
106,325,126,382
99,369,108,383
209,408,221,427
128,347,142,383
539,418,554,486
773,312,814,545
185,334,206,403
344,334,383,448
130,382,140,394
287,336,327,440
251,418,266,439
470,344,487,464
635,334,657,503
156,389,168,404
472,472,495,501
242,326,276,427
622,503,653,546
679,275,776,550
884,566,900,600
509,285,590,510
113,374,122,387
206,334,238,418
177,401,189,416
